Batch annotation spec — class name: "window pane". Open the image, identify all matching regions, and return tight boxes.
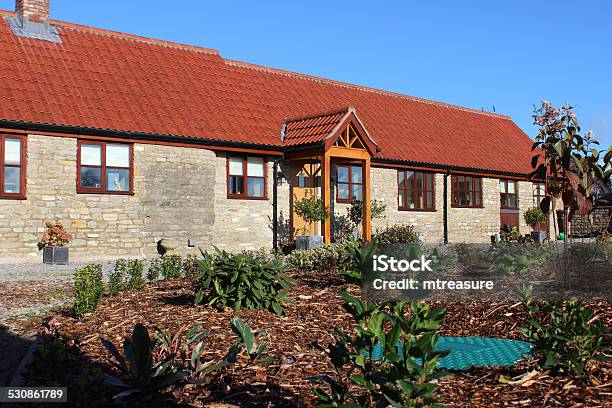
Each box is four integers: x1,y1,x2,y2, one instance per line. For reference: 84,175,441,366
508,180,515,193
4,139,21,164
459,191,467,206
248,177,265,197
474,192,481,206
229,157,243,175
3,166,20,193
229,176,243,194
465,177,473,192
500,181,506,193
426,174,433,190
81,144,102,166
426,192,433,208
407,171,415,189
352,185,362,201
407,189,414,208
351,166,362,183
501,194,507,207
474,178,482,192
399,190,405,207
106,144,130,167
415,188,423,208
337,166,349,183
398,171,405,189
106,168,130,191
247,157,264,177
415,172,423,191
338,183,350,200
508,194,517,208
80,167,102,188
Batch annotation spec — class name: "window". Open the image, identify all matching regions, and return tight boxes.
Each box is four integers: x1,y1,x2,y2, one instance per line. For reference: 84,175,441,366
398,170,435,211
500,179,518,208
533,183,546,207
336,164,362,202
227,156,267,199
451,175,482,207
0,134,26,199
77,141,132,194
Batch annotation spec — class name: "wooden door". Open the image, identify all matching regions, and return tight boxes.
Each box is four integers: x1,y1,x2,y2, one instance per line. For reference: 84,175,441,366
291,162,320,238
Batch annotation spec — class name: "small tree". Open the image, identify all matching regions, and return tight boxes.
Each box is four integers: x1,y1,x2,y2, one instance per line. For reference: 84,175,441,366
530,102,611,238
293,191,329,236
347,198,386,228
524,207,547,231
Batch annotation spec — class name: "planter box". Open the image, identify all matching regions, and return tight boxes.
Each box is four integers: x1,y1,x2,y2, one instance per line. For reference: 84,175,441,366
295,235,323,251
43,246,69,265
530,231,547,243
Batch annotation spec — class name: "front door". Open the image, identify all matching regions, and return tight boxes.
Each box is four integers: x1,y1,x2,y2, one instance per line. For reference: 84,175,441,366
500,179,520,230
291,162,320,238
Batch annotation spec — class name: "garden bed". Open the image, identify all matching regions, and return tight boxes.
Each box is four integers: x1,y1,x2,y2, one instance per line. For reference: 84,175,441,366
27,269,611,407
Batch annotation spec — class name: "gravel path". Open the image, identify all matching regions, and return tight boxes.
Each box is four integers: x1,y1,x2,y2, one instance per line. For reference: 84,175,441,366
0,261,117,282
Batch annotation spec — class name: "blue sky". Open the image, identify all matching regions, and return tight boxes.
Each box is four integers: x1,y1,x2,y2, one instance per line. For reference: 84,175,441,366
3,0,611,148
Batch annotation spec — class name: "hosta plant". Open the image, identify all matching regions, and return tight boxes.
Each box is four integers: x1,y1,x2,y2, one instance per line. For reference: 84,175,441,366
311,292,448,407
194,248,295,314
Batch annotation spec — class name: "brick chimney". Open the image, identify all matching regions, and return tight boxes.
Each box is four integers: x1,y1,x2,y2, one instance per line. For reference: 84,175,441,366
15,0,49,23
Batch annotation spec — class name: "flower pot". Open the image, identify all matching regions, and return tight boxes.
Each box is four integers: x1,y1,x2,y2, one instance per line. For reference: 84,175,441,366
530,231,547,243
295,235,323,251
43,246,69,265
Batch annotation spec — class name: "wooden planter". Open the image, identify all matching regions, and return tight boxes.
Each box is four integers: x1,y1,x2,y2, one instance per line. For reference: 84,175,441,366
43,246,69,265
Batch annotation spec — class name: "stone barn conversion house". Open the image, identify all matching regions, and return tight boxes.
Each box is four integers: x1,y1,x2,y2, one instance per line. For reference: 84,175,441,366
0,0,547,263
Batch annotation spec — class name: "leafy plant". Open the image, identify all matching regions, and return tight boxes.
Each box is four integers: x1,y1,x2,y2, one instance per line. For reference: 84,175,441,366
73,263,104,317
109,259,128,296
126,259,145,291
311,293,448,407
182,254,199,280
375,225,420,245
285,240,357,273
227,317,269,365
486,243,551,274
161,254,184,280
339,238,378,285
517,287,609,377
294,190,329,235
347,198,387,227
499,224,526,243
524,207,547,230
101,324,189,405
147,259,162,282
194,248,295,314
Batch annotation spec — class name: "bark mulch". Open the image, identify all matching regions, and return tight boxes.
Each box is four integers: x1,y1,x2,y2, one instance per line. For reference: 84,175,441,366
37,271,611,407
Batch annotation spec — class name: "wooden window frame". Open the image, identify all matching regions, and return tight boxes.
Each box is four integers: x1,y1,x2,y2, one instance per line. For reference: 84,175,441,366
451,175,483,208
533,182,546,207
500,179,519,209
397,170,435,212
0,134,27,200
76,140,134,195
226,155,268,200
335,164,363,203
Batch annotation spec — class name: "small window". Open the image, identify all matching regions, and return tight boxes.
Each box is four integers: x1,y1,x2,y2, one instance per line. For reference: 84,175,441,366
77,141,133,194
533,183,546,207
500,179,518,209
398,170,435,211
0,134,26,199
451,175,482,208
227,156,267,199
336,164,363,202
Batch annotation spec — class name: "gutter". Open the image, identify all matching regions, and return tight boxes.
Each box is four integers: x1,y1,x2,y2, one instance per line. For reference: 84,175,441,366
0,119,285,155
443,172,449,244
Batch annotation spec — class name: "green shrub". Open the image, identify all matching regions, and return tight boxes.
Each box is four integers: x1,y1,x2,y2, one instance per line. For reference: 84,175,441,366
147,258,162,282
73,264,104,317
162,254,184,279
347,198,386,227
285,240,356,273
486,243,551,274
194,248,294,314
182,254,198,280
126,259,145,290
517,286,608,376
524,207,547,229
375,225,420,244
108,259,127,296
311,293,448,407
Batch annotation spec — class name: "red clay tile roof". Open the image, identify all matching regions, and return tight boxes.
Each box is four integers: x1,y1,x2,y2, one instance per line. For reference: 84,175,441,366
0,11,536,175
282,108,350,147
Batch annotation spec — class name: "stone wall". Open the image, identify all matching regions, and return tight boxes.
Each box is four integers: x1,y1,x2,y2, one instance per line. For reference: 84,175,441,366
211,152,290,252
0,134,216,263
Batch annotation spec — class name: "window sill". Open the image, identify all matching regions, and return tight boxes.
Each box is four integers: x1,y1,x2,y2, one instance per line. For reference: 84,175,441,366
0,194,27,200
451,205,484,209
77,189,134,196
398,207,436,212
227,194,268,201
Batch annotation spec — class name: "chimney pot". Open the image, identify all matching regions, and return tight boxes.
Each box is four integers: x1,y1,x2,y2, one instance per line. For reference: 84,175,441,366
16,0,50,23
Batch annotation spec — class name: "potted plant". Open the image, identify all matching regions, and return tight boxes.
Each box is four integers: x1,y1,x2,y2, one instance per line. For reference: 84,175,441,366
524,207,547,242
293,191,328,250
39,221,72,264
